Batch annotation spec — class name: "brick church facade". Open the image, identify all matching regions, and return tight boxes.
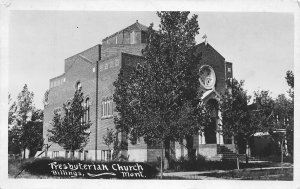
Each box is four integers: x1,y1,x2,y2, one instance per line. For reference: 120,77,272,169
42,21,235,162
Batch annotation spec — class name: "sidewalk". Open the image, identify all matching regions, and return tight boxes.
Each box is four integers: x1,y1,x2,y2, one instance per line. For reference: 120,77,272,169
163,165,293,180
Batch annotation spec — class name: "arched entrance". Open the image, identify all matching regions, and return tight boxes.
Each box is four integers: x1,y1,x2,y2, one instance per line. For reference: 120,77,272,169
204,99,218,144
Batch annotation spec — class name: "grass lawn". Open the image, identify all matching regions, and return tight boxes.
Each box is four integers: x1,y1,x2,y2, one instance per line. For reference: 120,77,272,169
198,167,293,180
9,158,57,179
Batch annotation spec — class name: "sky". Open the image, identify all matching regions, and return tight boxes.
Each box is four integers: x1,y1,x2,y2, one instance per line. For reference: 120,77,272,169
8,11,294,109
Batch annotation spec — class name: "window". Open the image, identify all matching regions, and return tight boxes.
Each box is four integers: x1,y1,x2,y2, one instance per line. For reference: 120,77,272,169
65,151,69,158
136,138,141,144
101,150,112,161
101,97,113,118
228,67,232,72
65,101,71,117
84,151,88,161
84,98,90,123
76,81,82,90
130,31,135,44
52,151,59,158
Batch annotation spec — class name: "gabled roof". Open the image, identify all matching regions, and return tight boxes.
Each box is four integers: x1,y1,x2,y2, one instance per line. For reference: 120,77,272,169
102,20,148,42
196,42,225,60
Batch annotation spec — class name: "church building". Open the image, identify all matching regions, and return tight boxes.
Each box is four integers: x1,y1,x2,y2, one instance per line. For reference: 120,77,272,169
42,21,235,162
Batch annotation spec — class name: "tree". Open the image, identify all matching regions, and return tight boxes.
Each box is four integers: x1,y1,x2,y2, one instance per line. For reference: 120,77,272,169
8,85,43,158
102,128,115,161
220,79,251,167
220,78,277,166
19,109,44,157
273,70,294,156
43,89,50,107
48,89,91,158
285,70,294,156
114,11,203,178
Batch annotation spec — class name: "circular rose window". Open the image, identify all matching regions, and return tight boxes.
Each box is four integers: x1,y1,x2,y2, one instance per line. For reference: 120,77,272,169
199,65,216,89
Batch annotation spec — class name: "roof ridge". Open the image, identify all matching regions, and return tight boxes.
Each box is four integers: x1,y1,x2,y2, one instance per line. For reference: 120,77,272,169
102,21,148,41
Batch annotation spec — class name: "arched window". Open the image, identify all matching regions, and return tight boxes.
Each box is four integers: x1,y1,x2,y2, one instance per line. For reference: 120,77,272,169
84,97,90,123
76,81,82,90
65,101,71,117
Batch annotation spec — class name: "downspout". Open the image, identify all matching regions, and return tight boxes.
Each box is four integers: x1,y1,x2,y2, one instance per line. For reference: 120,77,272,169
95,45,101,160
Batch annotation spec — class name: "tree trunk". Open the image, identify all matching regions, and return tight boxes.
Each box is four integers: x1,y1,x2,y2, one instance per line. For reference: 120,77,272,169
160,139,163,179
234,139,239,170
163,140,170,170
245,139,250,164
186,136,196,160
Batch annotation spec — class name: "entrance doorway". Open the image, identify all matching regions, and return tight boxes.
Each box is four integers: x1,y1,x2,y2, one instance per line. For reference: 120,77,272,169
204,99,218,144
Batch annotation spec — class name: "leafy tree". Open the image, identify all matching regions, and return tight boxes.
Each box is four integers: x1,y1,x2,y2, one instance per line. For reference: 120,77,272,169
274,70,294,156
8,93,17,127
19,109,44,157
285,70,294,156
8,85,43,158
220,78,277,167
102,128,126,161
220,79,251,166
114,11,203,178
102,128,115,161
48,89,91,158
285,70,294,89
43,89,50,107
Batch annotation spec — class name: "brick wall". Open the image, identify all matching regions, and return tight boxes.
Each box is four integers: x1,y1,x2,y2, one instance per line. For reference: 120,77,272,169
43,36,232,161
101,44,146,59
44,45,100,152
194,43,227,94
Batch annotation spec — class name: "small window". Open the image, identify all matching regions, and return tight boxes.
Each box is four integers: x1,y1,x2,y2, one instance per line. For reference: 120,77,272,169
84,150,88,160
52,151,59,158
101,150,112,161
137,137,141,144
130,31,135,44
228,67,232,72
65,151,69,158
